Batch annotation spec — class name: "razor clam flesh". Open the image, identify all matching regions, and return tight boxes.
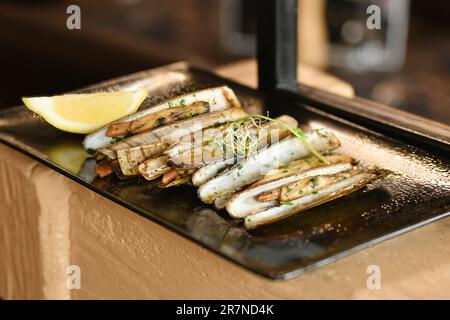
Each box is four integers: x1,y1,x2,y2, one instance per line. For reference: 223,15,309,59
117,141,170,176
98,107,248,159
83,86,241,150
244,170,377,229
197,129,340,203
169,115,298,169
226,154,353,218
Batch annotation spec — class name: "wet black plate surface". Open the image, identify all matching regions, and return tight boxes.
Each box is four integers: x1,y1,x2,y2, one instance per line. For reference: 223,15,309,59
1,62,449,279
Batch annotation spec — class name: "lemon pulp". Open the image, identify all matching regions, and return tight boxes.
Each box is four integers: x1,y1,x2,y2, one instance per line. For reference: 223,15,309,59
22,90,147,134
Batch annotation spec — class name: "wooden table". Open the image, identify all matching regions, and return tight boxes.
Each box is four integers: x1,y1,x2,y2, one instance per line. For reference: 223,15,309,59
1,61,449,299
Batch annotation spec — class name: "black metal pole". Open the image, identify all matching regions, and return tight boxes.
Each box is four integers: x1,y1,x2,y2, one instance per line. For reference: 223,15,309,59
257,0,298,93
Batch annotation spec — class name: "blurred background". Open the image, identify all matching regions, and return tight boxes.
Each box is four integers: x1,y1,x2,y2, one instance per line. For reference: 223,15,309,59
0,0,448,124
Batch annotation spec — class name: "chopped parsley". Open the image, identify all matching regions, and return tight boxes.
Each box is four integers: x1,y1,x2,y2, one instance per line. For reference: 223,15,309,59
111,134,131,143
280,201,293,206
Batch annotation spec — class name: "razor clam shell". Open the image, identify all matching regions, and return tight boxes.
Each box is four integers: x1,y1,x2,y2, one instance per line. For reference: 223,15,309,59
197,129,340,203
126,101,211,136
227,157,354,218
164,123,229,159
169,115,298,169
191,159,231,187
213,193,235,210
138,155,171,180
83,86,241,150
159,175,192,188
98,108,248,159
244,171,377,229
117,141,170,176
251,154,353,188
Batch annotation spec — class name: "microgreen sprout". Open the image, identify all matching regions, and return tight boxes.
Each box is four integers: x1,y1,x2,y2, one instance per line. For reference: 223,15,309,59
203,116,267,163
241,114,327,164
195,113,326,166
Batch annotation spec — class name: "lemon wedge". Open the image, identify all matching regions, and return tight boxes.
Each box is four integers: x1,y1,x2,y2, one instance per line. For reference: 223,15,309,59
22,90,147,134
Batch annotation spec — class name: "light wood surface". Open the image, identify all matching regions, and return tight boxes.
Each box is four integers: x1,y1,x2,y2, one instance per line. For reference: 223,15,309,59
0,62,449,299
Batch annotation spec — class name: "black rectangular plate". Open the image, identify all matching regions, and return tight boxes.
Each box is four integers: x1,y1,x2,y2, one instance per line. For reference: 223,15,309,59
0,62,449,279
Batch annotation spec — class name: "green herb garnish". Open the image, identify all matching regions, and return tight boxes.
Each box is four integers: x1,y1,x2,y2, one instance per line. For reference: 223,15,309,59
243,114,327,164
111,134,131,144
198,113,327,166
284,186,293,198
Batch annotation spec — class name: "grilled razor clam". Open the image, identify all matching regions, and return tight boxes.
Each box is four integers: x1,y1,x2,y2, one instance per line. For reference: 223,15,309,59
192,116,307,187
164,123,229,159
117,141,170,176
169,115,298,169
250,154,354,188
244,170,377,229
159,168,196,188
111,159,132,180
161,168,197,185
159,175,192,188
191,159,231,187
98,108,248,159
95,159,113,178
218,154,351,210
226,154,353,218
191,149,248,187
214,193,235,210
107,101,211,137
138,155,171,180
197,129,340,204
161,168,180,185
83,86,242,151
